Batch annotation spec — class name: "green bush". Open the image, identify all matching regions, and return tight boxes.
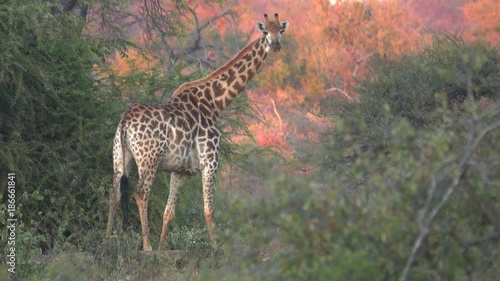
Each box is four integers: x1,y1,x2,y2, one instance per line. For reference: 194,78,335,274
320,35,499,166
197,36,499,281
2,1,497,279
199,104,499,280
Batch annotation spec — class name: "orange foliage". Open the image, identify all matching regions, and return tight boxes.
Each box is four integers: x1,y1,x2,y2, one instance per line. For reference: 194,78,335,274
462,0,500,44
228,0,431,151
105,0,497,155
407,0,467,33
408,0,499,44
110,48,158,76
323,0,429,95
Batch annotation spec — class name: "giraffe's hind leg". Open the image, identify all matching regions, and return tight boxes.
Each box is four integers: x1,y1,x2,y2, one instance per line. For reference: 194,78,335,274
106,172,121,236
107,148,133,236
159,172,187,250
134,156,161,252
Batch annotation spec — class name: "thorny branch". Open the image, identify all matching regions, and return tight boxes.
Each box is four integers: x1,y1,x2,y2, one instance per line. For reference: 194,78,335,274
140,0,180,42
173,6,233,66
89,0,233,68
90,0,137,40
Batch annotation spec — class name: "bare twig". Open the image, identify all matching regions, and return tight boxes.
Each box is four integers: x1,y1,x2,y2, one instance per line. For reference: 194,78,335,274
459,232,500,247
172,7,233,63
269,95,283,135
353,51,375,78
400,116,500,281
324,86,354,102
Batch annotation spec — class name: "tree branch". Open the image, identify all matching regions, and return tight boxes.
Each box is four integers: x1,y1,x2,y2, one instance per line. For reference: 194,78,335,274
353,51,374,78
325,86,354,102
269,95,284,135
172,7,233,63
400,115,500,281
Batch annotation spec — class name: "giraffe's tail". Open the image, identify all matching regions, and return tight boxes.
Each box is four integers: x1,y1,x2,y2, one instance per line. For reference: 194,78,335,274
120,174,129,230
119,120,130,230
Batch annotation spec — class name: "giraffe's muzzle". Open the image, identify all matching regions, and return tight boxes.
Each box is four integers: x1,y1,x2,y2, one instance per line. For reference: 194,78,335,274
272,42,281,52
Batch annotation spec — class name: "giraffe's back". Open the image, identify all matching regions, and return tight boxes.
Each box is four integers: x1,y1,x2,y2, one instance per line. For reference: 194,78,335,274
119,103,201,175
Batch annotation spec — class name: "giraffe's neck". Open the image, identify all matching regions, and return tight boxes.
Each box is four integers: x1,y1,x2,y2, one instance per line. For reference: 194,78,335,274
171,36,270,117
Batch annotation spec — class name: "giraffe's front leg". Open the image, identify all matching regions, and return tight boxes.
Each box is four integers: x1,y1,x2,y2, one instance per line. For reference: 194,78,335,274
159,172,187,250
202,162,218,246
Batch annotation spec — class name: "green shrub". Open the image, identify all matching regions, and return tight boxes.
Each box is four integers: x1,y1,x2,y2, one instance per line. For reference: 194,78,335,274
320,35,499,167
197,36,499,280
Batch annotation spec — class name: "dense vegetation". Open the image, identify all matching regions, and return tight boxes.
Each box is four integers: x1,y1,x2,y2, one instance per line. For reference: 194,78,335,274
212,35,499,281
0,0,119,260
0,0,498,280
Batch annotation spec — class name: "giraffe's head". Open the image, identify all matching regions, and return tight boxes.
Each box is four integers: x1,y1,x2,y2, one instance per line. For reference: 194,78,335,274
257,13,289,52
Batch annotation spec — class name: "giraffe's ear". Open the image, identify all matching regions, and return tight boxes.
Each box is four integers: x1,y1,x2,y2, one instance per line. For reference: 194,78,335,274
257,22,267,34
280,21,289,33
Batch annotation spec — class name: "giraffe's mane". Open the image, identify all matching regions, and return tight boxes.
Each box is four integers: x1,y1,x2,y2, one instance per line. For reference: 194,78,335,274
172,36,263,97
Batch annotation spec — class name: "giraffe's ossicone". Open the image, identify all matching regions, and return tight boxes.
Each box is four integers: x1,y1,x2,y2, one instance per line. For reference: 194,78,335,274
106,13,289,251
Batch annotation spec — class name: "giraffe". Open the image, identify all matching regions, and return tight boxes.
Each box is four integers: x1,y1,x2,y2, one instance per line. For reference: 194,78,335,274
106,13,289,251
